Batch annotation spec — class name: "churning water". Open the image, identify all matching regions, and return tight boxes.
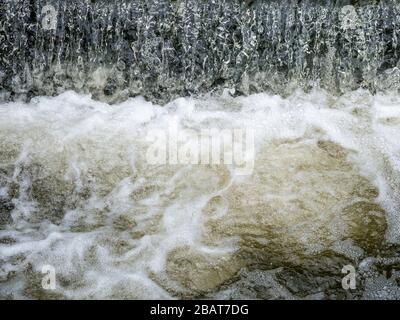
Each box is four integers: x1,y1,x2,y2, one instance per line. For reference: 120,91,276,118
1,89,400,299
1,0,400,299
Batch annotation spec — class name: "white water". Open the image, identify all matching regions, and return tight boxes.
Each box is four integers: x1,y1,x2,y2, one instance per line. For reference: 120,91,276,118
1,89,400,299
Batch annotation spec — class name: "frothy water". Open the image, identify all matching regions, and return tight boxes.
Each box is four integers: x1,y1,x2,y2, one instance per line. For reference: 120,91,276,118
1,89,400,299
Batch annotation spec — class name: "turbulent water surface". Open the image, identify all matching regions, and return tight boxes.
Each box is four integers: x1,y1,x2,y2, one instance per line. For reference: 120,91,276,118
1,89,400,299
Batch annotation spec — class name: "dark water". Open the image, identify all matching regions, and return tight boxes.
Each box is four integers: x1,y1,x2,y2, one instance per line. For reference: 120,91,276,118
1,0,400,103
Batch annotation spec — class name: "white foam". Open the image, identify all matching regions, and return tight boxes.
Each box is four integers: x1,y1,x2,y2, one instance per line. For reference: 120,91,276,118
0,89,399,299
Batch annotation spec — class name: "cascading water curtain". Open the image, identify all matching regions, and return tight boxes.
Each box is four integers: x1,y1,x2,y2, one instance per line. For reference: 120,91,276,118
1,0,400,103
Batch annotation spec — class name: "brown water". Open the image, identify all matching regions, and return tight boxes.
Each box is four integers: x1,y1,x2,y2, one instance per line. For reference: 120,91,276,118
1,89,400,299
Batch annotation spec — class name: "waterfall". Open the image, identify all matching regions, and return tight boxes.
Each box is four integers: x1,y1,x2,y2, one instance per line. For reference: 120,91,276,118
1,0,400,103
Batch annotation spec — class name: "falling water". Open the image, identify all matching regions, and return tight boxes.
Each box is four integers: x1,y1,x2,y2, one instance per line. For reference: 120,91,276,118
1,0,400,103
